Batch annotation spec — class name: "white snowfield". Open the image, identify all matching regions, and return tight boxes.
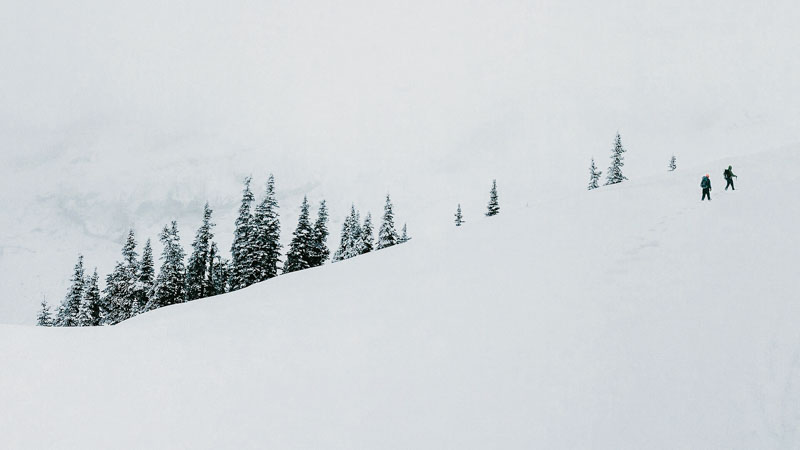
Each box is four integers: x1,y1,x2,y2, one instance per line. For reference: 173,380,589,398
2,148,800,449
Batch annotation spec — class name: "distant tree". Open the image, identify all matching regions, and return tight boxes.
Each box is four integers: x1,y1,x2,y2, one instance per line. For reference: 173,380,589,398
205,243,229,296
668,155,677,171
588,157,602,190
229,177,256,291
36,298,53,327
360,212,374,254
486,180,500,216
55,255,86,327
454,204,464,226
102,230,139,324
377,195,399,249
134,239,155,316
604,133,628,185
147,221,186,311
284,196,315,274
186,203,215,301
333,205,365,261
251,174,281,282
398,223,410,243
308,200,330,266
78,269,102,326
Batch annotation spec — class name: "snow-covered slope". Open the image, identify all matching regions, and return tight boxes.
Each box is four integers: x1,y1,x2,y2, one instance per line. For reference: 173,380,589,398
2,148,800,449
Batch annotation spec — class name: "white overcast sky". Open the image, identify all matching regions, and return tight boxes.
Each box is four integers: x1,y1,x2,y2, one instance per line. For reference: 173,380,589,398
1,0,799,323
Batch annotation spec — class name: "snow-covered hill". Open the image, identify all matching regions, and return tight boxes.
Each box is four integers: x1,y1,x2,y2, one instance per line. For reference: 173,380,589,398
2,147,799,449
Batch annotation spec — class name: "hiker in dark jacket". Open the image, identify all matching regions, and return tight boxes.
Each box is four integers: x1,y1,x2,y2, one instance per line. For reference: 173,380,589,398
724,165,737,190
701,174,712,201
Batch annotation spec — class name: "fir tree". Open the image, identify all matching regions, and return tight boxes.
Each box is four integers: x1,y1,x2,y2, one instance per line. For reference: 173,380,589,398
133,239,155,316
56,255,85,327
486,180,500,216
251,174,282,282
147,221,186,311
283,196,314,274
588,157,602,190
377,195,399,249
360,212,374,254
604,132,628,185
78,269,102,326
102,229,139,325
398,223,410,243
229,177,256,291
455,204,464,226
332,205,364,261
668,155,677,171
205,243,229,296
186,203,215,301
308,200,330,266
332,210,352,262
36,299,53,327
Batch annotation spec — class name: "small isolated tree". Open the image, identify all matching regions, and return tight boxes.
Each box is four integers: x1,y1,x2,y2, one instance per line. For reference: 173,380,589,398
56,255,86,327
308,200,330,266
37,299,53,326
486,180,500,216
398,223,410,243
377,195,399,249
668,155,677,171
360,212,374,254
455,204,464,226
147,221,186,311
252,174,281,282
605,133,628,185
283,196,314,274
229,177,256,291
78,269,102,326
588,157,602,190
186,202,215,301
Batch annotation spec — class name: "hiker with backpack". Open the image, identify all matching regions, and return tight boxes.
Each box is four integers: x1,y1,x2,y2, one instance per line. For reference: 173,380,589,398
701,174,712,201
724,165,737,190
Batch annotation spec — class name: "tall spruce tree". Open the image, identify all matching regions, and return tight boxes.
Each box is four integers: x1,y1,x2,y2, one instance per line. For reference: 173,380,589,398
668,155,677,171
377,195,399,249
56,255,85,327
588,157,602,190
205,242,229,296
309,200,330,266
102,229,139,324
229,177,256,291
186,203,215,301
604,132,628,185
78,269,102,326
455,204,464,226
486,180,500,216
398,223,410,243
283,196,314,274
37,299,53,326
360,212,374,254
147,221,186,311
251,175,282,282
134,239,155,316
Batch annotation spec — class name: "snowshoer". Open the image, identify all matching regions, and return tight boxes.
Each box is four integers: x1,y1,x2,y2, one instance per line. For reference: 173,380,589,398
723,165,737,190
701,174,712,201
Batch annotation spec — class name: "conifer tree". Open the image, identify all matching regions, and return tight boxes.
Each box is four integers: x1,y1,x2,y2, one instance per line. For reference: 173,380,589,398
398,223,410,243
455,204,464,226
360,212,374,254
56,255,86,327
78,269,102,326
251,174,281,282
186,203,215,301
230,177,256,291
605,132,628,185
102,230,139,324
134,239,155,316
377,195,399,249
332,210,352,262
283,196,314,274
308,200,330,266
147,221,186,311
588,157,602,190
486,180,500,216
37,299,53,326
205,243,229,296
345,206,364,258
668,155,677,171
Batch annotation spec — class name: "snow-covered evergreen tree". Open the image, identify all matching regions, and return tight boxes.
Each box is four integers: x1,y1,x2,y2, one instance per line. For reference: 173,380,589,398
360,212,374,254
205,242,229,296
398,223,410,243
486,180,500,216
133,239,155,316
588,157,602,190
668,155,677,171
283,196,314,274
78,269,102,326
102,230,139,325
186,202,215,301
251,174,281,282
308,200,330,267
604,133,628,185
55,255,85,327
455,204,464,226
36,299,53,326
332,205,365,261
377,195,399,249
147,221,186,311
229,177,256,291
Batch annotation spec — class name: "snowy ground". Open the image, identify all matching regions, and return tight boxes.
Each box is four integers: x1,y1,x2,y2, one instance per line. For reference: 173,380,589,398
2,147,799,448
